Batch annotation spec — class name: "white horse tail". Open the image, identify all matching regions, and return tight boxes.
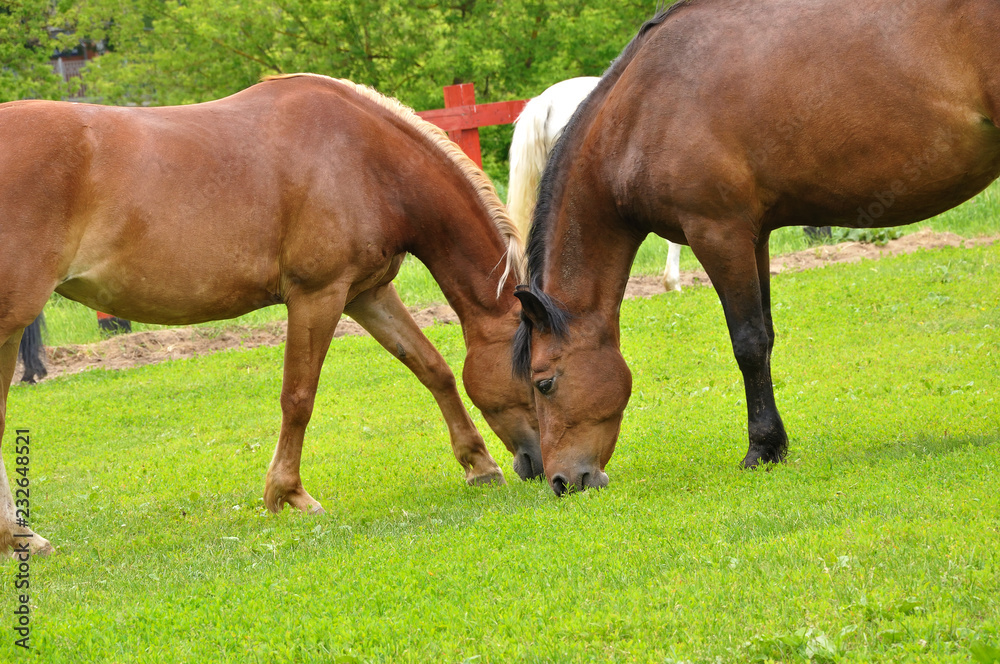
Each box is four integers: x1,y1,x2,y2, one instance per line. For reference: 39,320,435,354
507,97,551,243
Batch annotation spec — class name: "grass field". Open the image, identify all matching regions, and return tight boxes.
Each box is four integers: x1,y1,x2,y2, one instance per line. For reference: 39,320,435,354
2,239,998,662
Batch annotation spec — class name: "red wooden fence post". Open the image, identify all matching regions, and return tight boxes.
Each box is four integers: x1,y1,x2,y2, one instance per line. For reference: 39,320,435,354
442,83,483,167
416,84,528,167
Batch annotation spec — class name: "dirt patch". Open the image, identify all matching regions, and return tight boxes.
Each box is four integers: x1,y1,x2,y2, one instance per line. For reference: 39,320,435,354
16,230,997,382
624,229,996,298
767,229,996,275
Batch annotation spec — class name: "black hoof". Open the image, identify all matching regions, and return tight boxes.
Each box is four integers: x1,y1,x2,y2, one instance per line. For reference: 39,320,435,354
742,447,786,468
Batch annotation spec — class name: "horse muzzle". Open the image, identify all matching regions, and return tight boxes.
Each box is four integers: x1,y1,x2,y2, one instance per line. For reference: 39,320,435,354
549,467,610,496
511,438,545,480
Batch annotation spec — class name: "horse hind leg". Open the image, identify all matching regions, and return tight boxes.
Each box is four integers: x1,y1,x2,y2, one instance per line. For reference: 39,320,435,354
661,241,683,292
0,329,54,556
344,283,505,485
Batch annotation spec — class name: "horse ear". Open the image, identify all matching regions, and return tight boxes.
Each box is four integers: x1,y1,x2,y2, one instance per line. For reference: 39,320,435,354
514,286,552,333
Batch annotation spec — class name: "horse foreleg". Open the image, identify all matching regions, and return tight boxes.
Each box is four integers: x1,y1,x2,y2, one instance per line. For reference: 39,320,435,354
344,283,505,485
0,330,54,556
661,241,683,292
263,288,346,514
687,224,788,467
755,233,776,357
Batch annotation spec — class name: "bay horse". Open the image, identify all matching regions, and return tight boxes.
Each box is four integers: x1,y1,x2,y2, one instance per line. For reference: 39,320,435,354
507,76,682,291
513,0,1000,495
0,74,542,555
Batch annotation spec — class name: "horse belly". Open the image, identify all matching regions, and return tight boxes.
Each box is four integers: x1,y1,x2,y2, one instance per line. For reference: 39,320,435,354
56,249,282,325
769,113,1000,230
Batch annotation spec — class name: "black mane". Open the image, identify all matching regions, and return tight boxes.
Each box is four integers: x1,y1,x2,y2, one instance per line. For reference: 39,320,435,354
513,3,690,379
524,1,691,287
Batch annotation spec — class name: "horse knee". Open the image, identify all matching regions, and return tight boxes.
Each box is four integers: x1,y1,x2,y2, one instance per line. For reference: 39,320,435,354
731,324,771,372
280,388,316,427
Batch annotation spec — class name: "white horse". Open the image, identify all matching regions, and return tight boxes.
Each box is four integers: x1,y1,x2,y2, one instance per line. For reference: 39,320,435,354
508,77,682,291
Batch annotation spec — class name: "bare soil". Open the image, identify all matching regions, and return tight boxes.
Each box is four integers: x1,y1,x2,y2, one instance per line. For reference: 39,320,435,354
17,230,997,382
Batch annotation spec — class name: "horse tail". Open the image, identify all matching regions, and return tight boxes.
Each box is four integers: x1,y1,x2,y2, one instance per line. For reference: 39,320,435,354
19,313,47,384
508,96,552,244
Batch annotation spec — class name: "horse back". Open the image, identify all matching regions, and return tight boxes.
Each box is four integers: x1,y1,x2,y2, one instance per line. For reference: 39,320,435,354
0,78,423,324
591,0,1000,234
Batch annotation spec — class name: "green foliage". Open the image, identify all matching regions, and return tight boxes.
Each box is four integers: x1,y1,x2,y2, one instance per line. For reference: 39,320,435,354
829,226,905,246
62,0,659,163
2,243,999,662
0,0,70,101
68,0,656,106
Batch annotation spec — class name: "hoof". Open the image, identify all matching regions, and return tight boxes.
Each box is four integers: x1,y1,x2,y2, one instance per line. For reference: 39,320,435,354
466,469,506,486
285,491,324,514
30,538,55,557
742,448,786,468
5,533,55,558
662,278,682,292
263,481,323,514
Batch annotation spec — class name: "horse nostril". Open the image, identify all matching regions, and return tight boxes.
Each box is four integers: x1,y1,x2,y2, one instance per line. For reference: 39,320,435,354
581,470,610,490
551,474,569,496
513,448,544,481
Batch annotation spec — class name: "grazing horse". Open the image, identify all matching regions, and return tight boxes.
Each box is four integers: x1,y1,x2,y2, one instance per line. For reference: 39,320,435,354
513,0,1000,495
508,76,682,291
0,74,541,555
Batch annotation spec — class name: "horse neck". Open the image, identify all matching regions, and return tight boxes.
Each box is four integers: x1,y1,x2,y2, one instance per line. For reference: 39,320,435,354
539,193,644,336
529,68,645,329
403,175,519,344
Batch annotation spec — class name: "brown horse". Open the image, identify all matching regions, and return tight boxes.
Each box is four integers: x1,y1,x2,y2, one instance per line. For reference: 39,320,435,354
0,74,542,555
513,0,1000,494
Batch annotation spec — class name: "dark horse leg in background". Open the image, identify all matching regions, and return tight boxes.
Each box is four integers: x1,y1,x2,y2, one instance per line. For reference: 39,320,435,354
18,313,46,384
802,226,832,241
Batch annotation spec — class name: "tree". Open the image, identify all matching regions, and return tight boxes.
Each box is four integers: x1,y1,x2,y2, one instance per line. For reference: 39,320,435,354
0,0,69,101
63,0,660,166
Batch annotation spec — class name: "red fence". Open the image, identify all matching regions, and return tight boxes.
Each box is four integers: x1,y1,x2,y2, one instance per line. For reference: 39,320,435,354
417,83,528,167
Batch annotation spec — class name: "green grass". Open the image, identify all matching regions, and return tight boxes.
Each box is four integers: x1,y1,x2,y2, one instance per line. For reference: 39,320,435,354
2,242,998,662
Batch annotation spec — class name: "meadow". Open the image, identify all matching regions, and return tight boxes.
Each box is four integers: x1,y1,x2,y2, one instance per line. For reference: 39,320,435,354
1,221,998,661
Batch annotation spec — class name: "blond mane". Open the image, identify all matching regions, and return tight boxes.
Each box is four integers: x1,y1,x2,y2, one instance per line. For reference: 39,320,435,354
264,73,525,295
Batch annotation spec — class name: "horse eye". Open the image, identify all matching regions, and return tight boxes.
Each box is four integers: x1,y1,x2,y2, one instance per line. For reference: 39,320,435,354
536,378,554,395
